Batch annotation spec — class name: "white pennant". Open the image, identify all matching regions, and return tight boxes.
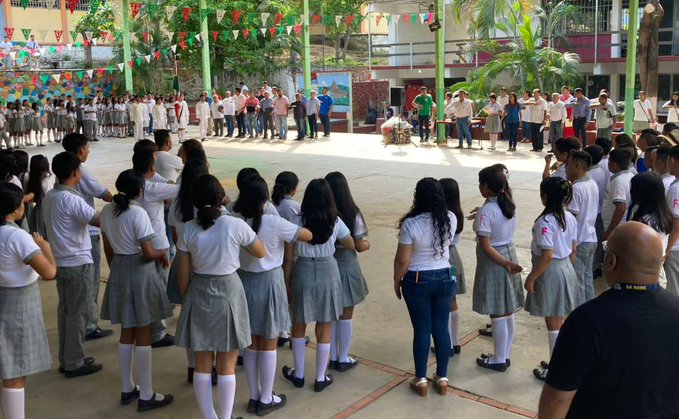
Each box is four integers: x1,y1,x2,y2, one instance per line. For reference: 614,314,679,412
144,54,151,63
38,29,49,41
66,43,73,50
394,14,401,24
92,38,97,46
117,63,125,71
85,31,93,40
166,6,176,21
232,30,239,40
47,0,57,9
39,47,46,55
335,16,343,26
171,44,177,53
86,69,93,78
260,12,270,24
196,32,204,41
260,28,267,36
9,52,16,59
216,9,226,24
53,74,61,82
286,26,292,35
419,13,427,23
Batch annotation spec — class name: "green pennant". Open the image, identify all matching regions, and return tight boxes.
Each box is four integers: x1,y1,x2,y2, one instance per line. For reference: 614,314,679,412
323,15,333,26
49,46,56,54
248,13,256,25
41,75,50,84
286,15,296,26
21,29,31,40
162,49,169,56
20,0,29,9
187,37,195,46
70,31,78,42
410,13,418,24
136,57,143,66
277,26,285,35
356,14,366,24
76,42,82,48
223,31,230,41
89,0,99,13
189,32,196,40
76,71,84,79
385,15,392,25
251,29,257,40
147,3,157,19
200,8,209,20
108,66,114,74
115,32,122,41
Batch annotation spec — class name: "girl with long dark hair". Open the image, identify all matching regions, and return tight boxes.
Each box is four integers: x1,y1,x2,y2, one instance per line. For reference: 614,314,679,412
175,174,265,419
99,169,174,412
0,181,56,419
472,166,524,372
282,179,355,393
325,172,370,372
272,171,301,221
439,178,465,356
524,177,578,381
662,91,679,124
393,177,456,397
233,175,312,415
503,93,521,151
25,155,53,236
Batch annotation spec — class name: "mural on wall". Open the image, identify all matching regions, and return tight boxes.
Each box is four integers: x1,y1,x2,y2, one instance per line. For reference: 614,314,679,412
298,71,352,114
0,72,119,104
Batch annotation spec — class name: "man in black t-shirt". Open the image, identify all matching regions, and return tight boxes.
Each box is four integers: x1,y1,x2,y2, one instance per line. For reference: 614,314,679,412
539,222,679,419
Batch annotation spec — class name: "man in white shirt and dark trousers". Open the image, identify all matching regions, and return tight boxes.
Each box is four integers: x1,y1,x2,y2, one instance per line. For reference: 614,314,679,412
210,95,225,137
222,92,236,138
42,152,103,378
62,134,114,342
591,93,618,140
548,93,567,151
525,89,548,152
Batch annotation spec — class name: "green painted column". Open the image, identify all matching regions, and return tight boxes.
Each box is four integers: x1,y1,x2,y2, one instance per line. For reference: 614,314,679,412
302,0,312,96
121,0,133,93
434,0,446,143
623,0,639,136
199,0,212,92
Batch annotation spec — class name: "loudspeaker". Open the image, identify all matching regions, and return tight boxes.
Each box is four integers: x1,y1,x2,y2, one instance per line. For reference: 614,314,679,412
390,87,405,107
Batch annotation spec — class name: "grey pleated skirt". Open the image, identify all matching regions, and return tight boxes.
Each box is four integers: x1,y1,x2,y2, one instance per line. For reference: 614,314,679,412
664,251,679,296
472,242,525,315
238,267,291,339
335,248,369,307
0,282,52,379
166,257,182,304
46,113,55,129
448,245,466,294
23,115,32,131
33,116,43,131
176,273,252,352
101,253,172,328
14,117,25,133
524,256,578,317
485,115,502,134
56,114,65,129
291,256,342,324
27,203,46,237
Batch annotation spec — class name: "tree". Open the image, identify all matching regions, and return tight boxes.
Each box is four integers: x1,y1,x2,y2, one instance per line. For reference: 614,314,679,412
74,1,118,67
319,0,365,62
535,0,578,49
451,0,533,40
638,0,664,109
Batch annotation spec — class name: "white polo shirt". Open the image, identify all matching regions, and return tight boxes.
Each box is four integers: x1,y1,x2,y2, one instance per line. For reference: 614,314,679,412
399,212,456,271
293,216,350,258
633,99,653,122
662,173,675,193
236,213,300,273
177,212,257,276
167,199,194,241
140,174,179,250
602,170,633,229
451,99,473,119
568,176,599,244
530,213,577,259
0,222,41,287
42,184,98,267
275,196,301,222
100,202,155,255
83,104,97,121
529,98,548,124
222,98,236,116
77,165,109,236
550,164,567,180
667,179,679,251
473,197,518,247
154,151,183,182
548,101,567,122
587,165,607,213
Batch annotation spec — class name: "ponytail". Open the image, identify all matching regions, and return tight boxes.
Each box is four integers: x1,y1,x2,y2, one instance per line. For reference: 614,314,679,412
196,205,221,230
191,174,226,230
271,184,286,206
496,188,516,219
537,177,572,231
112,193,131,217
113,169,145,218
479,166,516,219
272,171,299,206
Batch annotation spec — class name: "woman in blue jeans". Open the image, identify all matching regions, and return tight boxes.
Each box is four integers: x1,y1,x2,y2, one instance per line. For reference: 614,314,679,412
393,178,456,397
503,92,521,152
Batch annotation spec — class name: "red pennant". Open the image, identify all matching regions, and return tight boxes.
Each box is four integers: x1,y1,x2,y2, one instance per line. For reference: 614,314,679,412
274,13,283,25
346,15,355,27
231,10,241,25
294,24,302,34
268,27,276,37
32,75,38,85
179,40,186,50
155,51,161,60
67,0,78,14
99,31,108,41
4,27,14,40
64,72,72,81
54,30,63,42
211,31,219,42
376,14,383,26
142,32,150,43
130,2,141,18
403,14,410,24
182,7,191,23
242,29,249,40
97,68,104,77
179,31,187,41
312,15,321,25
83,39,90,46
128,61,134,69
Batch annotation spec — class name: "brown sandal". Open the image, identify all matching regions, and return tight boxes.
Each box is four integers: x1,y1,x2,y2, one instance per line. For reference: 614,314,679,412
409,377,428,397
433,375,448,395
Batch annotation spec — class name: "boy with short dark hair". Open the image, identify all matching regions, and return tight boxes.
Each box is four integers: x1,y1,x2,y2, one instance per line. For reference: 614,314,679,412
602,148,633,241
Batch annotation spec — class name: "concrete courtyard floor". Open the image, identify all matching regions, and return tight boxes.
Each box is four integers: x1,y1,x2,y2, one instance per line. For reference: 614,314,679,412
21,129,606,418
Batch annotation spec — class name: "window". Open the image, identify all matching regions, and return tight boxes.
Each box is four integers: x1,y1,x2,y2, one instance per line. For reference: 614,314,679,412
11,0,90,11
546,0,613,34
620,1,643,31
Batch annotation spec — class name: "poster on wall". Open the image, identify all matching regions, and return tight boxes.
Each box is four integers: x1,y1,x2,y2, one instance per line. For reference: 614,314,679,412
0,72,118,104
298,71,353,133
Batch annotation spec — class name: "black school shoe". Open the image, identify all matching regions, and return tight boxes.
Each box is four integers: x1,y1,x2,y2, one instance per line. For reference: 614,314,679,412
59,357,95,373
336,358,359,372
533,367,548,381
277,337,290,347
247,399,258,413
281,366,304,388
430,346,461,357
121,385,140,405
479,353,511,367
314,375,334,392
256,394,287,416
64,362,103,378
151,334,174,348
476,357,508,372
137,393,174,412
479,324,493,337
327,360,337,370
85,327,113,340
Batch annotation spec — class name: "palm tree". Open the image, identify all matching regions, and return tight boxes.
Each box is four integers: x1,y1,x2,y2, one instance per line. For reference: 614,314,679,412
451,0,535,39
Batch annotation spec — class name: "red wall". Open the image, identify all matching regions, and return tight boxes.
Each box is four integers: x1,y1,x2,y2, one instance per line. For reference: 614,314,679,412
352,80,389,120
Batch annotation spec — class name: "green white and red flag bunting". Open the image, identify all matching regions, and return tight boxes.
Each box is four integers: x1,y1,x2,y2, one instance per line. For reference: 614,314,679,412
130,2,142,18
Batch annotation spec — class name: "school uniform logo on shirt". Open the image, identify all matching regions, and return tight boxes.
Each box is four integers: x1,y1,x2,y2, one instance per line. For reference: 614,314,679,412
542,227,549,236
674,199,679,209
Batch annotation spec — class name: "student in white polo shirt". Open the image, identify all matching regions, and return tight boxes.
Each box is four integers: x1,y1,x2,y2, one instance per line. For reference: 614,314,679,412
132,149,179,347
602,148,634,241
663,146,679,295
153,130,183,182
62,133,114,341
566,151,600,305
42,151,103,378
83,98,98,142
654,145,675,192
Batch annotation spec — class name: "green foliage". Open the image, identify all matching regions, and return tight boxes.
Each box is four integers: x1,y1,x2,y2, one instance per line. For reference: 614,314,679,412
74,0,118,34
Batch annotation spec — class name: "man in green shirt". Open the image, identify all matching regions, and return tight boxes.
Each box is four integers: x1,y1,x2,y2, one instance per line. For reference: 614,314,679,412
412,86,435,142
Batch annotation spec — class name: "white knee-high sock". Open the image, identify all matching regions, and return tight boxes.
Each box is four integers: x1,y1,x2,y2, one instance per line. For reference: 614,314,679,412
1,388,25,419
338,319,353,363
449,310,460,347
186,347,195,368
316,343,331,382
118,343,135,392
291,337,306,379
548,331,559,358
258,350,278,404
329,322,338,362
135,346,161,401
491,317,508,364
216,375,236,419
243,348,260,401
193,372,218,419
505,314,516,360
